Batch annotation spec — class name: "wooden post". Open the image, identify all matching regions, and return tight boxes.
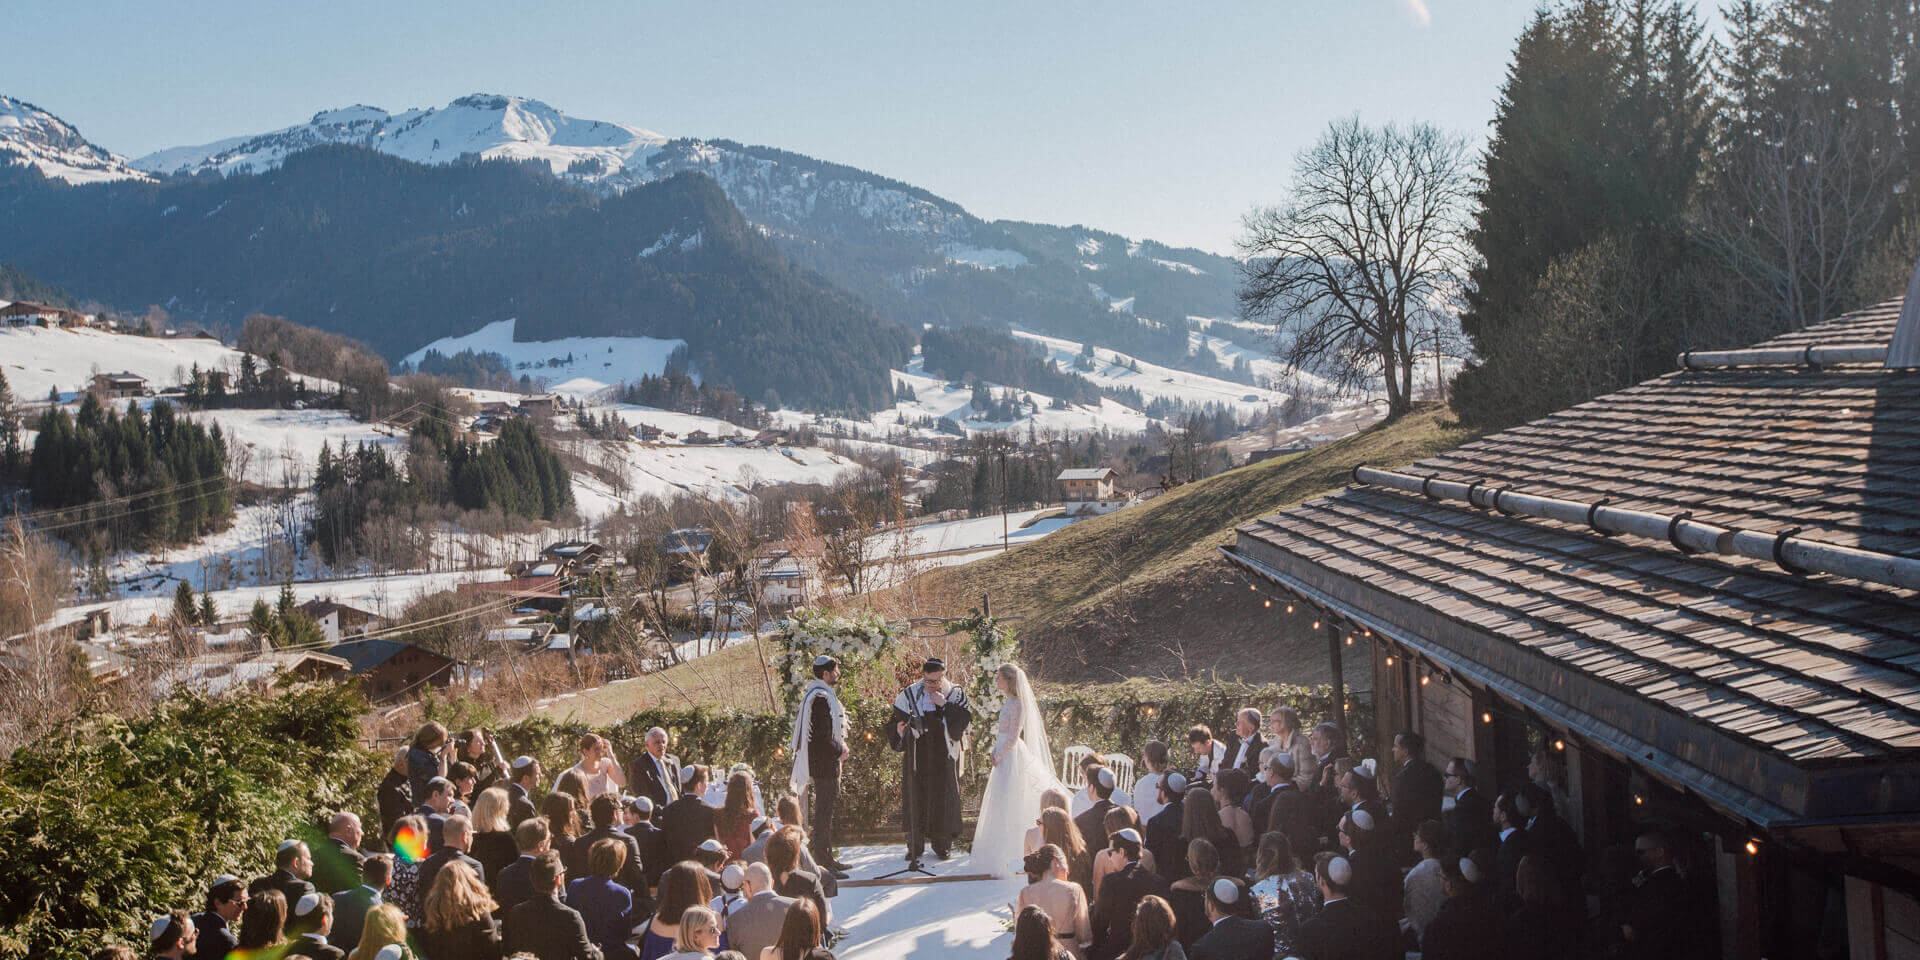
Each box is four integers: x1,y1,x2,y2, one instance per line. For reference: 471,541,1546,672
1326,617,1347,736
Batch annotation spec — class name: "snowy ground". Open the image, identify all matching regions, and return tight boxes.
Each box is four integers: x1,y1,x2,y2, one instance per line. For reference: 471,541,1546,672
189,408,409,485
1012,328,1289,417
831,846,1024,960
556,430,864,514
402,318,683,400
51,568,490,634
0,325,328,404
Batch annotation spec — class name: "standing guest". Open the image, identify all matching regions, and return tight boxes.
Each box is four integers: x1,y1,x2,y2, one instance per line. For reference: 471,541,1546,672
1509,856,1575,960
759,897,823,960
1165,839,1221,950
471,787,520,884
717,771,761,860
709,864,750,927
1259,756,1315,859
418,815,484,909
347,903,415,960
149,909,198,960
1180,787,1242,878
1117,895,1182,960
1493,792,1530,912
448,762,479,818
1189,877,1272,960
661,905,722,960
1389,732,1444,858
1420,851,1507,960
235,889,289,958
1306,724,1348,822
581,795,651,910
1225,709,1266,780
1294,853,1396,960
288,893,347,960
408,723,451,807
1017,846,1091,958
506,756,543,828
1009,903,1072,960
1263,707,1314,792
1089,828,1169,960
544,792,585,869
1528,750,1572,826
695,840,731,894
457,728,509,795
555,770,596,829
627,727,682,810
1442,758,1494,857
1185,727,1227,783
570,838,639,960
1143,774,1189,882
767,827,830,927
559,733,629,799
503,851,601,960
1248,832,1319,959
377,745,415,839
627,796,668,887
1338,768,1388,829
314,812,369,895
1040,808,1093,895
494,818,552,914
252,840,318,908
422,861,503,960
1212,772,1255,852
1519,784,1583,906
1401,820,1447,942
191,875,246,960
791,655,850,877
726,864,796,960
1619,827,1694,960
1339,812,1399,926
1134,742,1172,825
384,815,428,934
1027,788,1075,857
416,778,455,851
661,767,719,868
331,854,390,953
1092,807,1158,900
1075,769,1119,854
641,863,713,960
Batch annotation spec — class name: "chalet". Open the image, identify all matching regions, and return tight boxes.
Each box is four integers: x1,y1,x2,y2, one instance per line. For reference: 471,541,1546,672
154,649,351,697
327,638,457,702
484,622,555,650
519,394,559,417
90,372,148,399
659,527,714,569
683,429,717,445
540,539,606,572
635,423,664,442
752,540,825,610
295,598,385,644
1057,467,1127,516
0,300,87,328
1223,291,1920,960
457,576,568,613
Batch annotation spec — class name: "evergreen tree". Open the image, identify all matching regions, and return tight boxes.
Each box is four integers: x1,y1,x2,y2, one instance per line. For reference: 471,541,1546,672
248,596,275,638
172,580,198,626
198,590,219,627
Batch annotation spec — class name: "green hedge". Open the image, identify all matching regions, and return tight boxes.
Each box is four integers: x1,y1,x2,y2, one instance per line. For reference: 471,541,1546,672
0,684,380,960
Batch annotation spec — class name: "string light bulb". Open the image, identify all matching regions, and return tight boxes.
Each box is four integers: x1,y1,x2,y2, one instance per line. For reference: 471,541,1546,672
1263,599,1271,608
1285,604,1294,614
1553,739,1565,751
1481,712,1493,724
1633,794,1644,806
1345,636,1354,645
1420,674,1430,686
1745,839,1760,855
1385,656,1394,666
1312,621,1321,631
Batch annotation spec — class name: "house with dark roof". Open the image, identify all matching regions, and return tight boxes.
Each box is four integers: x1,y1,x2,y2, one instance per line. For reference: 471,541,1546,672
1223,289,1920,959
327,638,457,702
296,598,386,644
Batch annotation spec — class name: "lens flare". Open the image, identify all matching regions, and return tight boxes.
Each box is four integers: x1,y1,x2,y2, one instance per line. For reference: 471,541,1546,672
392,822,429,863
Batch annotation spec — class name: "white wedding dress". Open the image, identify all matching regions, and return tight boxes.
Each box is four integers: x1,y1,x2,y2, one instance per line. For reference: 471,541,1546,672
970,665,1062,878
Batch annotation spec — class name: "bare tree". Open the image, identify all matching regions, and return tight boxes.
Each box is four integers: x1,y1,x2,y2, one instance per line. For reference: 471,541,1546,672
822,490,877,596
0,518,77,752
1238,116,1474,418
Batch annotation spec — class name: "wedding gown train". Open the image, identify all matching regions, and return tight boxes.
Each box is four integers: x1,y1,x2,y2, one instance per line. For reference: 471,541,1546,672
970,667,1061,878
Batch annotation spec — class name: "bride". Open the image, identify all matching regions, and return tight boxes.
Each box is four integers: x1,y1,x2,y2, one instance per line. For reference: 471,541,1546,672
971,663,1062,878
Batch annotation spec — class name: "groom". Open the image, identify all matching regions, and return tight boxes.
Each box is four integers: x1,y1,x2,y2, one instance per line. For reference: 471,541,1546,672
791,655,851,879
888,657,971,863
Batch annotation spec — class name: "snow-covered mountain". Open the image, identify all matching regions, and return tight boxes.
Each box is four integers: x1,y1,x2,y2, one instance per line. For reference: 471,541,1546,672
0,95,151,184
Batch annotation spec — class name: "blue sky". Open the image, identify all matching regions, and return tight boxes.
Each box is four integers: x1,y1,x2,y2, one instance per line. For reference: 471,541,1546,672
12,0,1542,254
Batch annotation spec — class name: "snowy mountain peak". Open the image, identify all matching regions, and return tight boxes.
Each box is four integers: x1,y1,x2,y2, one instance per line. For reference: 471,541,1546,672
0,94,151,184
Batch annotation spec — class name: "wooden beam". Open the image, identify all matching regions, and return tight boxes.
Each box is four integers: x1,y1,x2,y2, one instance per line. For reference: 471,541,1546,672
1327,618,1347,736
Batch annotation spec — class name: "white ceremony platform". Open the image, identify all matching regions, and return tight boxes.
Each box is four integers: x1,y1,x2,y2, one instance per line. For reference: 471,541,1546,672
829,845,1029,959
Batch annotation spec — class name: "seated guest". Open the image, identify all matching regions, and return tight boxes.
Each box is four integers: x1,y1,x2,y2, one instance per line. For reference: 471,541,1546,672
1180,787,1241,879
741,816,777,865
1225,709,1266,780
416,777,455,851
1074,768,1119,853
191,875,245,960
421,861,502,960
1420,850,1506,960
1164,839,1221,950
235,890,289,957
1116,895,1181,960
1264,707,1314,792
1510,855,1576,960
331,855,390,953
1018,846,1091,958
696,839,731,893
347,902,413,960
626,796,668,888
1040,808,1094,895
1248,832,1318,959
661,766,719,868
470,786,520,884
288,893,347,960
314,812,369,896
545,791,585,871
710,863,751,926
504,851,601,960
1072,756,1131,816
571,838,639,960
418,815,484,908
1189,878,1271,960
1133,742,1172,825
767,827,830,927
1186,726,1227,783
582,794,651,910
1009,903,1072,960
1142,773,1189,882
1258,755,1314,860
252,839,318,908
383,815,428,933
507,755,543,828
1092,807,1158,901
555,769,596,830
718,771,761,856
760,897,824,960
726,863,796,960
149,909,198,960
641,863,713,960
1295,853,1396,960
1211,771,1255,851
1088,828,1168,960
495,818,552,913
661,905,722,960
1402,820,1447,943
1028,788,1075,858
1339,811,1400,926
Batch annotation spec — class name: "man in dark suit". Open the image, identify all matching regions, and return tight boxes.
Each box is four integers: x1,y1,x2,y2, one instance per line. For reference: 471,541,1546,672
506,756,541,828
1088,829,1168,960
418,815,485,903
580,795,651,912
504,851,602,960
1441,757,1495,856
1493,791,1530,912
1295,852,1398,960
1191,877,1274,960
1621,827,1697,960
1389,731,1444,856
1074,767,1118,852
658,765,717,868
286,892,347,960
1521,782,1584,903
1260,754,1318,856
250,840,317,908
624,726,681,810
330,854,389,953
1225,708,1267,780
496,819,552,914
190,875,246,960
1340,812,1401,925
416,776,455,851
1143,772,1188,879
312,812,368,896
622,796,668,888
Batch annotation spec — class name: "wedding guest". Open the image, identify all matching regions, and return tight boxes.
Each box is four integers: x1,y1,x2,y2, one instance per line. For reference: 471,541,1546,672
149,909,197,960
1442,757,1495,857
1074,768,1119,852
1180,787,1241,878
1040,808,1094,895
1134,742,1172,824
726,864,796,960
407,723,450,805
1339,811,1399,926
1089,829,1169,960
581,795,650,907
1117,895,1182,960
251,839,317,908
661,905,721,960
1294,853,1396,960
377,746,414,838
507,756,543,828
1248,831,1319,958
495,818,551,913
502,851,599,960
571,839,639,960
641,863,712,960
544,792,585,871
1509,855,1575,960
416,778,455,851
1389,732,1444,857
420,861,503,960
384,816,427,934
759,897,823,960
1092,806,1158,901
1028,787,1074,857
1211,772,1255,851
1225,709,1266,780
556,770,596,829
417,815,483,909
331,855,390,952
661,767,719,868
1258,756,1315,859
1165,838,1221,950
768,827,830,926
314,812,368,896
710,864,750,927
191,875,246,960
1142,774,1188,882
718,771,761,858
1263,707,1314,792
235,890,289,957
1009,904,1072,960
1072,756,1131,815
470,787,520,884
1186,727,1226,782
627,796,668,888
1402,820,1447,941
448,761,478,818
288,893,345,960
1420,850,1507,960
347,903,416,960
456,728,508,795
1191,877,1271,960
1017,846,1091,958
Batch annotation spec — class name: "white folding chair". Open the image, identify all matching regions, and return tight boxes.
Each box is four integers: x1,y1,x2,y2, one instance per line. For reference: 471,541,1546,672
1102,754,1136,795
1062,745,1095,788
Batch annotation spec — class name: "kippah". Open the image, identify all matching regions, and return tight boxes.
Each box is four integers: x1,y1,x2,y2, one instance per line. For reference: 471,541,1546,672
698,838,725,853
1095,768,1115,790
922,657,945,671
211,874,240,888
428,776,452,791
629,795,654,814
1113,828,1143,845
1356,759,1377,779
149,914,176,945
1328,855,1353,886
1351,809,1375,832
679,764,698,784
511,755,536,770
751,816,769,833
812,655,836,668
294,893,322,917
1459,856,1483,884
1211,877,1241,904
278,839,303,853
1164,772,1189,794
721,864,745,890
1272,751,1296,771
376,945,406,960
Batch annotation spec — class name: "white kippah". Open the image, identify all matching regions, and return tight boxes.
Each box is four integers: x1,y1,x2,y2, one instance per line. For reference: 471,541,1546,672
1095,768,1115,790
211,874,240,888
376,945,406,960
680,764,698,784
698,838,725,853
149,914,175,945
1113,828,1143,845
1328,855,1353,886
278,839,303,853
813,655,836,667
751,815,769,833
721,864,745,890
1459,857,1483,884
633,796,654,814
1351,809,1375,832
1211,877,1241,904
1164,772,1189,794
294,893,322,917
511,754,536,770
1272,751,1296,771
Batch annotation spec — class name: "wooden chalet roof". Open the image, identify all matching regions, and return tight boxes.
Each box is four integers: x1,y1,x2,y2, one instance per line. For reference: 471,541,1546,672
1227,297,1920,824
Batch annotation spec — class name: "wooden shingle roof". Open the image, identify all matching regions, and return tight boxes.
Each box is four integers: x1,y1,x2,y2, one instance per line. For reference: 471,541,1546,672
1227,298,1920,822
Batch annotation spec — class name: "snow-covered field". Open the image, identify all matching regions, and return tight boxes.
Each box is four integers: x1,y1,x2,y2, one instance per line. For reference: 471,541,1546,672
189,408,409,484
1011,328,1288,416
52,568,490,635
403,318,684,400
3,325,259,403
874,507,1074,558
557,429,863,514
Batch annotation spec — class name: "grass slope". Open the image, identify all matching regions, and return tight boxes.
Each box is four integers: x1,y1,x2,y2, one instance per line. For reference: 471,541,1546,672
528,641,780,725
930,404,1478,686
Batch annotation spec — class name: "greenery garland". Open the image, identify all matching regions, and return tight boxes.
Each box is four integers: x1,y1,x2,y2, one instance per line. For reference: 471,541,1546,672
771,608,898,709
945,608,1019,721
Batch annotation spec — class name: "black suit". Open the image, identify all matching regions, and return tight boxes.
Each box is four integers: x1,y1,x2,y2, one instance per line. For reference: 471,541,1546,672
1191,916,1276,960
1089,861,1168,960
1226,732,1267,778
1445,787,1495,856
249,869,316,912
1494,827,1530,911
292,933,346,960
420,914,504,960
1264,783,1318,855
1421,890,1508,960
577,825,652,913
1347,845,1402,922
777,868,830,929
504,892,603,960
1296,897,1397,960
1144,799,1185,881
625,821,667,887
1391,758,1445,834
312,836,367,895
495,855,538,913
190,912,237,960
508,781,538,828
805,689,846,867
657,795,716,869
1624,866,1696,960
418,847,484,906
330,886,382,952
625,752,680,810
1527,812,1584,901
1075,798,1115,853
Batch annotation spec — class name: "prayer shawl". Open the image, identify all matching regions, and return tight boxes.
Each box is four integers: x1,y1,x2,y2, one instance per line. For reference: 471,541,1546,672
893,681,968,760
790,679,846,793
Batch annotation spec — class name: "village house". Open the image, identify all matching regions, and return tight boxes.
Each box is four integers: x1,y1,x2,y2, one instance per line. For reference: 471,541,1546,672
326,637,458,703
89,371,148,399
539,539,606,573
518,394,559,418
295,598,386,644
1056,466,1128,516
751,540,825,610
154,649,351,698
659,527,714,573
0,300,88,328
1224,292,1920,960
